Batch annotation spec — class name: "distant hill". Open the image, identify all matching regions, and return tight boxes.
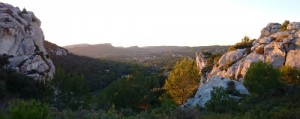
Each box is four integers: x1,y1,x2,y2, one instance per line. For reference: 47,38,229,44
64,44,229,59
44,41,159,92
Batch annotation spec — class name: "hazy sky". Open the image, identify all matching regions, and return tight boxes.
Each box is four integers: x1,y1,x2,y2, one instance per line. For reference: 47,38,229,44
2,0,300,47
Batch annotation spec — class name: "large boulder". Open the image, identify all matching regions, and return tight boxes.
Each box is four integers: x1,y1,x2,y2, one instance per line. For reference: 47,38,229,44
260,23,281,37
286,50,300,69
287,22,300,30
0,3,55,81
183,77,249,107
264,42,286,67
218,49,245,68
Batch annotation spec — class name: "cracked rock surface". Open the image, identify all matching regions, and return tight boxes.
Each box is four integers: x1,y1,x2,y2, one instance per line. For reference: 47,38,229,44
186,22,300,107
0,3,55,81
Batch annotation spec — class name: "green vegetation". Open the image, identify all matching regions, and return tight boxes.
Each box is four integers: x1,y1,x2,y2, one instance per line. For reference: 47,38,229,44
8,100,51,119
97,70,164,111
205,87,238,113
244,61,284,96
228,36,255,51
163,58,200,104
2,42,300,118
201,52,222,76
51,67,90,110
280,20,290,31
279,66,300,85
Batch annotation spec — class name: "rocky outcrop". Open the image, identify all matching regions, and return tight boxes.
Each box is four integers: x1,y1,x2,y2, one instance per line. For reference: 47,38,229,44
287,22,300,30
260,23,281,37
183,77,249,107
195,52,206,73
286,50,300,68
0,3,55,81
186,21,300,107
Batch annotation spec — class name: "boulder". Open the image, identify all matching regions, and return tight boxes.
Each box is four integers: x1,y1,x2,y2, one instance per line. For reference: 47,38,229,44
287,22,300,30
218,49,245,68
264,42,286,67
258,37,272,44
260,23,281,37
286,50,300,69
0,3,55,81
183,77,249,107
234,52,264,80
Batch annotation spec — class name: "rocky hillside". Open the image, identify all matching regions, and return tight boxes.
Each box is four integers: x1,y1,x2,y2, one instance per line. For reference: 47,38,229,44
185,22,300,107
0,3,55,81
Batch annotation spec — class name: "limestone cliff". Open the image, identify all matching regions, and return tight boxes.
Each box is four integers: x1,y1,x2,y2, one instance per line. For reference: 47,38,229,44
186,22,300,107
0,3,55,81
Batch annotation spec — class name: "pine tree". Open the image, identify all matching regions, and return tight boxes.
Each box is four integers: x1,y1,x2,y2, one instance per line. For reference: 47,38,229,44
163,58,200,104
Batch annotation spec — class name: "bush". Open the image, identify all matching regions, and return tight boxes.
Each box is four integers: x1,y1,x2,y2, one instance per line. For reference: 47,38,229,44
205,87,238,113
228,37,254,51
280,20,290,31
200,52,221,77
244,61,284,97
279,66,300,85
8,100,51,119
52,67,90,110
0,69,52,100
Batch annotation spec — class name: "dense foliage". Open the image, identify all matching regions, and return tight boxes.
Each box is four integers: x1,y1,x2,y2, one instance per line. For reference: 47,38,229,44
163,58,200,104
2,45,300,118
51,67,90,110
244,61,284,97
97,70,165,111
8,100,51,119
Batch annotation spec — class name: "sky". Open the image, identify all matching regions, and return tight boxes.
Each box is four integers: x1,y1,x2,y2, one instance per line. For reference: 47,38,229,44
2,0,300,47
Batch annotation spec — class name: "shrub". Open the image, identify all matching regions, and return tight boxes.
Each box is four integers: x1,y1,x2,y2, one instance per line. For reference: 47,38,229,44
0,69,52,100
279,66,300,85
52,67,89,110
244,61,284,97
0,54,10,68
201,52,222,76
280,20,290,31
241,36,250,42
228,37,254,51
205,87,238,113
8,100,51,119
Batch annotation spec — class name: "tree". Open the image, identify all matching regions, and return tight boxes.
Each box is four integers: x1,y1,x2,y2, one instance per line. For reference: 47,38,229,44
243,61,284,97
98,70,164,111
163,58,200,104
52,67,89,110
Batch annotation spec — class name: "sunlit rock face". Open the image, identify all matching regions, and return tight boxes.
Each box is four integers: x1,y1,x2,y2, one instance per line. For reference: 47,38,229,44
183,77,249,108
186,21,300,107
0,3,55,81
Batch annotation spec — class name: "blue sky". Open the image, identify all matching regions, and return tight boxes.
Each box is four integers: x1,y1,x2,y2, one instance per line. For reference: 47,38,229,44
2,0,300,47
